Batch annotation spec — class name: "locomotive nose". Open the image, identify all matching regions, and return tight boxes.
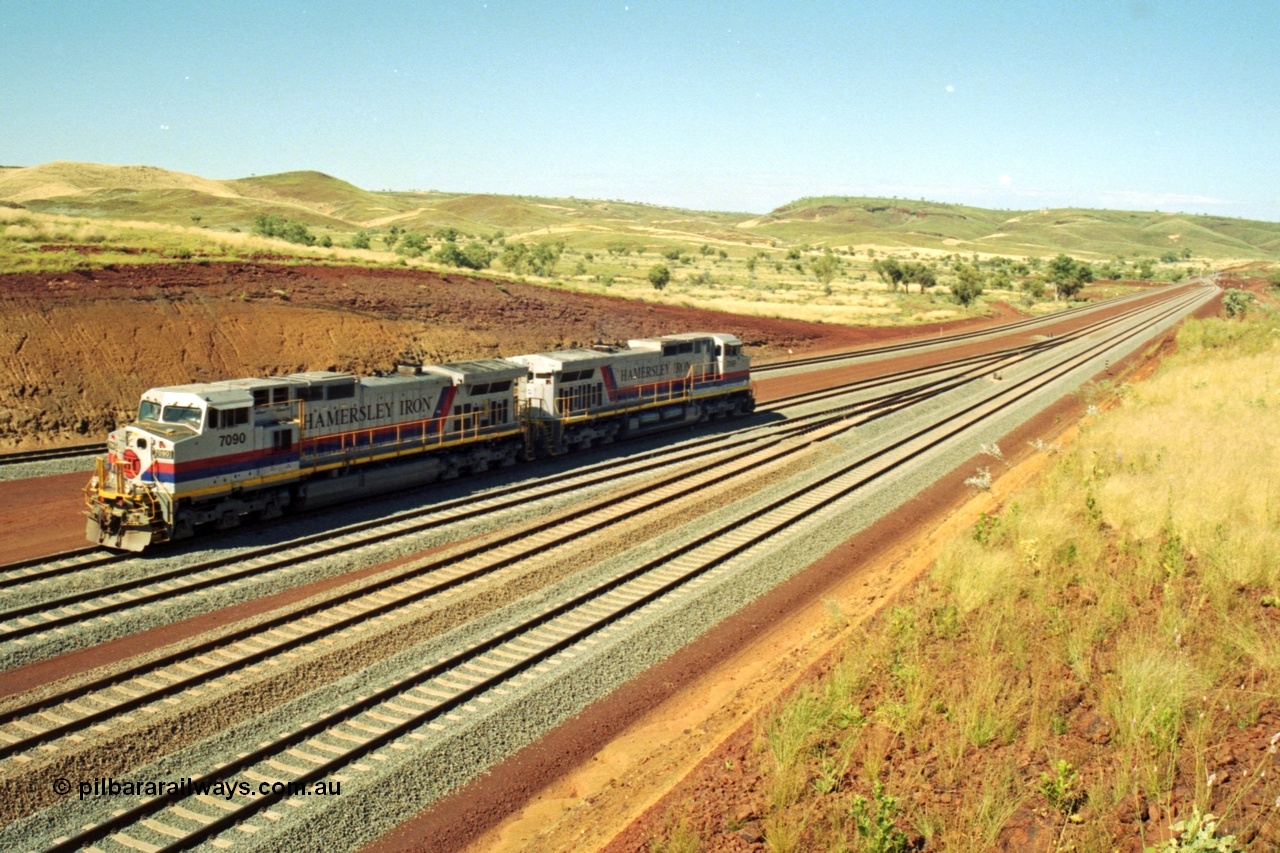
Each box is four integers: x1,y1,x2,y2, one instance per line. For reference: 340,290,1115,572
119,429,156,483
121,448,142,479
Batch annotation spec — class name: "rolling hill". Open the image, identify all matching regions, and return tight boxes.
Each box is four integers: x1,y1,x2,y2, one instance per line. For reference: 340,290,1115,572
1,161,1278,261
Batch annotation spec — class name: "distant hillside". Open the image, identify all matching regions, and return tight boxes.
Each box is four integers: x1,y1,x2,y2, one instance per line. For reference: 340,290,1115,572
227,171,400,222
2,162,1277,260
0,161,237,202
747,196,1280,260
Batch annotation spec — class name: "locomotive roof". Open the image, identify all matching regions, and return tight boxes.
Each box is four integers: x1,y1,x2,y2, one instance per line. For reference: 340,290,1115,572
425,359,527,383
631,332,741,345
152,386,253,407
360,373,448,389
287,371,355,383
506,348,614,369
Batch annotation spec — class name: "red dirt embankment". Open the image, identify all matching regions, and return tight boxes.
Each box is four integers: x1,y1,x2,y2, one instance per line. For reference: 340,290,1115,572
0,262,1022,449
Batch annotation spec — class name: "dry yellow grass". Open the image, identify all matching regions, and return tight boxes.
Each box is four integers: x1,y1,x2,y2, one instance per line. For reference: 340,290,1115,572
719,308,1280,850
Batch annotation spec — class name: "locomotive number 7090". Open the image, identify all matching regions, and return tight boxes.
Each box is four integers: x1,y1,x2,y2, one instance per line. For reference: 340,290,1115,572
219,433,247,447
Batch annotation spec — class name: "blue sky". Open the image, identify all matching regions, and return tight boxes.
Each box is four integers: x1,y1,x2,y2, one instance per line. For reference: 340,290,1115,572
3,1,1277,219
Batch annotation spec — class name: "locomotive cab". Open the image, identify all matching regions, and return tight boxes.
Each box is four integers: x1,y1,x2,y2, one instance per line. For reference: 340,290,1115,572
708,333,750,388
88,388,216,551
86,381,301,551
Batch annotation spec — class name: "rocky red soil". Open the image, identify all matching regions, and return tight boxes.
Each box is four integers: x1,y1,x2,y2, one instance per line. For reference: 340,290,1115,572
0,262,1024,449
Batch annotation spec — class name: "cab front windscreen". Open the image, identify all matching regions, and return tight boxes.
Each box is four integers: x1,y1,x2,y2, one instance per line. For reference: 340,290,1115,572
160,405,203,428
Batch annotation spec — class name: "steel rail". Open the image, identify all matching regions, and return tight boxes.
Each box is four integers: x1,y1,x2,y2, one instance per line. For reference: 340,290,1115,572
35,283,1213,853
0,285,1208,768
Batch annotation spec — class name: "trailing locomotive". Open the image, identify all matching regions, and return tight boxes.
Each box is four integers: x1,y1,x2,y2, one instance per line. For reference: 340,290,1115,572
86,333,753,551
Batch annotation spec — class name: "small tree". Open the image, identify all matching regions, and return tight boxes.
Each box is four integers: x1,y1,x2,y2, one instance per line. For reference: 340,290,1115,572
871,257,906,291
811,249,840,292
951,264,985,306
648,264,671,291
499,243,528,273
384,225,402,251
1047,253,1092,300
527,241,564,276
903,261,937,293
397,231,429,255
460,241,494,270
433,241,464,267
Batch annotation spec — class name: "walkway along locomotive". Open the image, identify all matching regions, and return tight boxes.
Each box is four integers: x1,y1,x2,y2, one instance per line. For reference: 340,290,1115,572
85,333,754,551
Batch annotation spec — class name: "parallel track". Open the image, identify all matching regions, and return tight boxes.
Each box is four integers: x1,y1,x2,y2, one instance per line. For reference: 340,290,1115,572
27,283,1214,853
751,283,1196,374
0,443,100,467
0,336,1057,641
0,343,1044,759
0,286,1207,763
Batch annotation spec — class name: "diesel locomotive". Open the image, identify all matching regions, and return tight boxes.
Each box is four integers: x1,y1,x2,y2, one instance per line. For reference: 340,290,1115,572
85,332,753,551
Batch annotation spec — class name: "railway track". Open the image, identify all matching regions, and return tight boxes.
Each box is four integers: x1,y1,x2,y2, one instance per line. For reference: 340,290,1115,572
0,331,1071,648
0,283,1203,678
0,548,122,591
8,283,1215,853
0,443,101,467
752,282,1199,375
4,377,1051,762
0,305,1156,757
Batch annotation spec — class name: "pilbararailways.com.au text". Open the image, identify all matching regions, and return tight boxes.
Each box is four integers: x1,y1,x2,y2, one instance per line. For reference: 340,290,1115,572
56,776,342,800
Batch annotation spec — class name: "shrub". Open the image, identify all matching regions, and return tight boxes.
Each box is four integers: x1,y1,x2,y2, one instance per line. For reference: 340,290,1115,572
1222,288,1253,318
648,264,671,290
433,242,464,267
849,782,910,853
1146,808,1237,852
253,213,316,246
460,241,493,270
